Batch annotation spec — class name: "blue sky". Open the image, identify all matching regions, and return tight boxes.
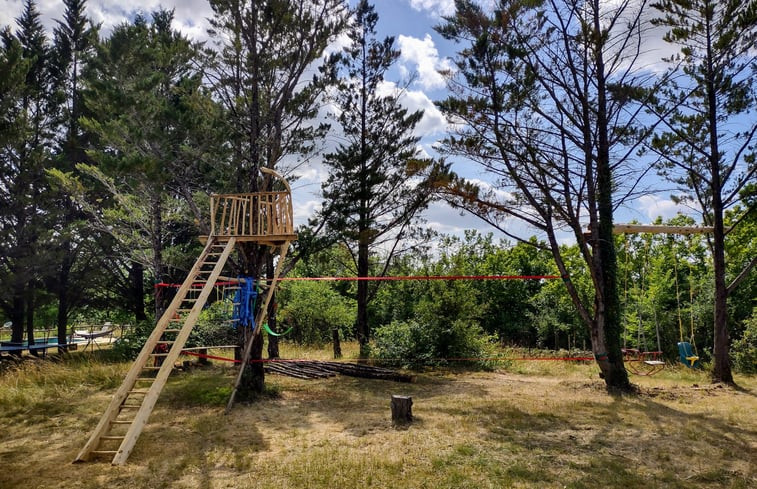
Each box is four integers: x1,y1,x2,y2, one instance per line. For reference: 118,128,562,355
1,0,694,243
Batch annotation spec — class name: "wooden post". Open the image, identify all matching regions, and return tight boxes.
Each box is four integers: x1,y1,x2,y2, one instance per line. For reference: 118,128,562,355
332,328,342,359
391,395,413,424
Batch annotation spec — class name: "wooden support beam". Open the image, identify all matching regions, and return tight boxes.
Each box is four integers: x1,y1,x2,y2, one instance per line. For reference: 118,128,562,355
611,224,714,235
585,224,715,237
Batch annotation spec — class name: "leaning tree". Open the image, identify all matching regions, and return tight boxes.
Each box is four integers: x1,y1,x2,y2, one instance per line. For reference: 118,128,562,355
436,0,660,391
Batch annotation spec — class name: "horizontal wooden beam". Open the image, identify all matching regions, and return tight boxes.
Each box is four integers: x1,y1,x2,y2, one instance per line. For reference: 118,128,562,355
611,224,714,235
583,224,714,237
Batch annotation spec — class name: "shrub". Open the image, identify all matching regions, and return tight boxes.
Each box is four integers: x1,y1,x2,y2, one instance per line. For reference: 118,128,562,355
373,318,495,369
732,311,757,374
111,320,153,360
277,281,355,345
110,301,238,361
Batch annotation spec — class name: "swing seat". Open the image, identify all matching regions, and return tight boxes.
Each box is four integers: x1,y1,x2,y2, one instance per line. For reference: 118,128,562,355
623,349,665,375
677,342,701,369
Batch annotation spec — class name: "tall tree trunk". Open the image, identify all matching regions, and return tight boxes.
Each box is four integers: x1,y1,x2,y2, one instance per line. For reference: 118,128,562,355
130,261,147,321
590,2,631,391
26,288,36,356
151,191,165,318
238,244,266,395
356,240,370,357
11,285,25,345
704,15,733,383
57,241,72,350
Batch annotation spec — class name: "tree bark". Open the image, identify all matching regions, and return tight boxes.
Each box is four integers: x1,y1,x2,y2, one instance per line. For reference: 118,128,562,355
129,261,147,321
151,191,166,318
705,15,733,384
356,240,370,357
588,0,632,392
56,242,72,350
333,328,342,359
26,288,36,356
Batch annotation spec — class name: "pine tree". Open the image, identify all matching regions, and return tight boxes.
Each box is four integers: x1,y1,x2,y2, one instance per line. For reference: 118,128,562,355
434,0,658,391
319,0,438,356
207,0,348,392
73,9,222,317
650,0,757,384
0,0,55,346
48,0,98,347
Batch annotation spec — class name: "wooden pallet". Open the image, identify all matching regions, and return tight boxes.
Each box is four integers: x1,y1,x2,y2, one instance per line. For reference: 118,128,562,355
74,237,237,465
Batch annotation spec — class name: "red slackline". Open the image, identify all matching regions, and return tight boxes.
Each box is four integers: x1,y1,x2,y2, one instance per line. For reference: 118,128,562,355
270,274,559,282
180,350,593,364
156,275,560,288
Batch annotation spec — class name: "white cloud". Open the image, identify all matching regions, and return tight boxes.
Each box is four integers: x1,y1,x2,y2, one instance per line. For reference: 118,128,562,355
1,0,214,42
376,80,447,137
636,195,687,221
423,201,491,236
292,199,322,227
408,0,456,17
397,34,452,91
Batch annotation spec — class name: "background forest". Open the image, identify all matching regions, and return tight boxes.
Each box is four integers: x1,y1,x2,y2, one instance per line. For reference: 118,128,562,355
1,0,755,374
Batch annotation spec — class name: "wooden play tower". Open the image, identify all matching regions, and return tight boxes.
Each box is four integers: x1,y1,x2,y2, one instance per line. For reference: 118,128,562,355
74,168,296,465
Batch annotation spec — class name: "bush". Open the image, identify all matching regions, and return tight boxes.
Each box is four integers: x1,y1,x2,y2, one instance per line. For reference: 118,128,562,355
732,311,757,374
277,281,355,345
187,300,238,348
373,318,495,369
111,320,153,360
110,301,238,361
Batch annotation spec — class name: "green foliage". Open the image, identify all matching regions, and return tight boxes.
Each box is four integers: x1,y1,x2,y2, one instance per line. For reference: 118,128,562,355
110,320,153,360
187,300,238,348
110,302,237,360
373,243,496,368
374,318,494,369
277,281,356,345
731,310,757,374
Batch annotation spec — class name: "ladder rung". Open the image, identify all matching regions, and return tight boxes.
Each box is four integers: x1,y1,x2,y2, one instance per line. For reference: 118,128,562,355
120,405,141,409
136,377,155,382
100,436,125,441
150,353,170,357
111,420,132,424
128,389,149,394
164,329,181,333
91,450,118,455
142,366,162,370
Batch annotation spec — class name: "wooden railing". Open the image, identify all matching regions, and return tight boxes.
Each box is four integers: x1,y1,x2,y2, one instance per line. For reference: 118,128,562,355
210,191,294,238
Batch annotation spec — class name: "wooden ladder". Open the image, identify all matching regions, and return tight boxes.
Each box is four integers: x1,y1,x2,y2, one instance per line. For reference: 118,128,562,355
74,237,237,465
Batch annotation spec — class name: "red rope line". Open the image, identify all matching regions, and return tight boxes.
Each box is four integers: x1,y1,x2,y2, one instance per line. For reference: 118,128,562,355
156,275,560,287
272,274,560,282
180,350,594,364
155,281,240,289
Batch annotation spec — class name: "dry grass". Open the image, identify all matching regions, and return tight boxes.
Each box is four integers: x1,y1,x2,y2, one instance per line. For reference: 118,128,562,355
0,343,755,488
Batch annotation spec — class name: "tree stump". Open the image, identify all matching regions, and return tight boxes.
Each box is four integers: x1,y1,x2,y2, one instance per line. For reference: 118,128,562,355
391,395,413,424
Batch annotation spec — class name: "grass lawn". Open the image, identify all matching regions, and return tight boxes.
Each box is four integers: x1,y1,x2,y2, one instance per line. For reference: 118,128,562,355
0,343,755,488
